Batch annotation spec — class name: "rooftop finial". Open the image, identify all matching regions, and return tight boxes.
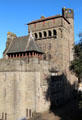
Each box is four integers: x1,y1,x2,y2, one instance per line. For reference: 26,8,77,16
41,16,45,19
29,30,34,40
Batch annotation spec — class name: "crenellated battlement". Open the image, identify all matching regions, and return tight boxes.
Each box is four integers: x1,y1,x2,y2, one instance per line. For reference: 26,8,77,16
0,57,49,72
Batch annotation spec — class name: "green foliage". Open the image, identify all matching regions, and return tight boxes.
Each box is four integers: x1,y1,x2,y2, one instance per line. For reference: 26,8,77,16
70,34,82,81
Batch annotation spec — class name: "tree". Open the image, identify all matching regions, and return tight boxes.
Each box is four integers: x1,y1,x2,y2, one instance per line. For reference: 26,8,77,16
70,33,82,83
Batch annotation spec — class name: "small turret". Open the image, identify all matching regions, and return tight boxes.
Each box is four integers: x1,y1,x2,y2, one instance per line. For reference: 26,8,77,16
62,8,74,61
40,16,45,19
62,8,74,19
6,32,17,49
3,32,17,57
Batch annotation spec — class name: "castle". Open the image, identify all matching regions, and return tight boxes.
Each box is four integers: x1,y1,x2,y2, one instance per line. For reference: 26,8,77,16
0,8,77,120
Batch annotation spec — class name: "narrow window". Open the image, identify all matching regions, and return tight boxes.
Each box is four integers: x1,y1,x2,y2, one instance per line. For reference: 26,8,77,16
17,53,19,57
29,109,31,117
53,29,57,38
26,109,28,117
43,54,46,60
48,30,52,37
44,31,47,37
11,54,13,58
5,113,7,120
39,32,42,38
20,53,22,57
23,53,25,56
8,54,10,58
34,33,38,39
4,88,6,97
2,113,4,120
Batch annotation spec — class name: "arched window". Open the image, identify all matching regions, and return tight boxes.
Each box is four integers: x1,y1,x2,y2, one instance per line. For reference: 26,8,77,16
34,33,38,39
44,31,47,37
53,29,57,38
48,30,52,37
39,32,42,38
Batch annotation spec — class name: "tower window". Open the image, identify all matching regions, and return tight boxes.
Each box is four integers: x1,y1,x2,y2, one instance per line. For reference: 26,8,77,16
39,32,42,38
34,33,38,39
43,54,46,60
48,30,52,37
26,109,28,117
44,31,47,37
53,29,57,38
29,109,31,117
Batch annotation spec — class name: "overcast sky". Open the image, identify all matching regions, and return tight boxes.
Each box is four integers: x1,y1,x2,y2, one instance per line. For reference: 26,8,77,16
0,0,82,58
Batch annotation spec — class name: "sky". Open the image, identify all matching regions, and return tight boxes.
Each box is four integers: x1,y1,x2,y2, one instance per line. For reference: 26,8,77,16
0,0,82,58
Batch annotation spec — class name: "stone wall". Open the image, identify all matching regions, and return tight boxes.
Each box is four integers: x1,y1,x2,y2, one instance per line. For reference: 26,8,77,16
0,58,50,120
0,8,78,120
28,17,66,71
28,17,62,33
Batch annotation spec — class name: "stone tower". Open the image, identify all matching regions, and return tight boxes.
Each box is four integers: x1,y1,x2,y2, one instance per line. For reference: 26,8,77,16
62,8,74,61
28,8,74,72
0,8,78,120
27,7,76,85
62,8,77,86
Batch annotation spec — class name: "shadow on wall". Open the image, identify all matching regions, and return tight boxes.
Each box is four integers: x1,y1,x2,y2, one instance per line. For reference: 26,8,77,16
46,73,82,120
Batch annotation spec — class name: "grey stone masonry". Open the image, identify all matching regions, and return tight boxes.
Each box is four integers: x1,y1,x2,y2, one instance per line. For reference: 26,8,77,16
0,8,78,120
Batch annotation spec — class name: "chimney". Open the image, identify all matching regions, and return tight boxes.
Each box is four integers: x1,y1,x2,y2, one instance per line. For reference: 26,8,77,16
6,32,17,49
40,16,45,19
3,32,17,57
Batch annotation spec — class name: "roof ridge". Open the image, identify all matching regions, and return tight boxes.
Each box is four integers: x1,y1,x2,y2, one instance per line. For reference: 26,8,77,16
25,35,30,51
6,32,43,54
5,38,15,54
28,14,61,25
25,33,43,53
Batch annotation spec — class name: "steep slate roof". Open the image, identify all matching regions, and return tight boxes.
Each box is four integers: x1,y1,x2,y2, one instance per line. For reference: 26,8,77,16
25,37,43,53
7,35,43,54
